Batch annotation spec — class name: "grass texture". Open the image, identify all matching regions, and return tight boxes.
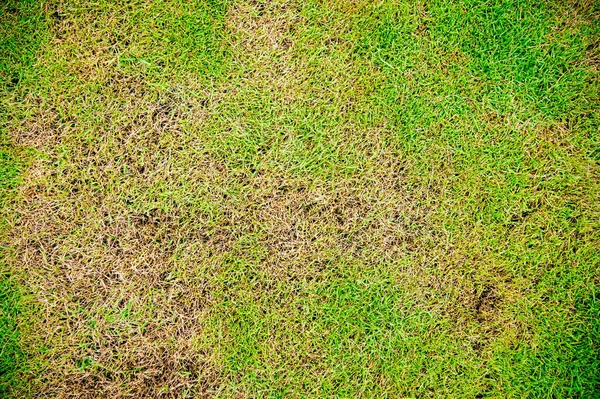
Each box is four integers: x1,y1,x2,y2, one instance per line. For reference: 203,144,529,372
1,0,599,397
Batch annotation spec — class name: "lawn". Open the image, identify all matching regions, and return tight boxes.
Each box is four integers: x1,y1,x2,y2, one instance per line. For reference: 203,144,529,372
1,0,599,397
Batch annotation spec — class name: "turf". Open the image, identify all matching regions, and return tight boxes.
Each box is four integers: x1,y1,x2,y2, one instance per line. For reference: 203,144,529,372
1,0,599,397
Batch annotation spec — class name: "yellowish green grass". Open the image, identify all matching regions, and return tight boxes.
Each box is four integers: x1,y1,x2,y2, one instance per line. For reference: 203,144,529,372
1,0,599,397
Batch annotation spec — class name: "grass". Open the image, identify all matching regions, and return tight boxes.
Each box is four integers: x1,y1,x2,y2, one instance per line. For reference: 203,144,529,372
1,0,599,397
1,0,50,394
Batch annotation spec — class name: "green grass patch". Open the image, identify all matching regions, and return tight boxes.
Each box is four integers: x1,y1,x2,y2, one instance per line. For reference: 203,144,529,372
0,0,51,394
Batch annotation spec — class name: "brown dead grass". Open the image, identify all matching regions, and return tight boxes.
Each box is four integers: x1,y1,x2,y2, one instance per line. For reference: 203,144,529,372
12,118,227,397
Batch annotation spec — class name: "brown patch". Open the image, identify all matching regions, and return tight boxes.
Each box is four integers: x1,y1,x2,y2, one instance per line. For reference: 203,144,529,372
475,285,500,322
585,37,600,70
228,1,301,56
570,0,600,19
12,160,230,397
7,34,230,396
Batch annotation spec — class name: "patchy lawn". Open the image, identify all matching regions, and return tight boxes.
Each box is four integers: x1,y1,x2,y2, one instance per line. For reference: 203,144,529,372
1,0,599,397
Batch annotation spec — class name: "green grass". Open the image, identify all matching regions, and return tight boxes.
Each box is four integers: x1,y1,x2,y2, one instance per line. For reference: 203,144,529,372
0,275,23,394
0,0,51,393
0,135,25,393
1,0,599,397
